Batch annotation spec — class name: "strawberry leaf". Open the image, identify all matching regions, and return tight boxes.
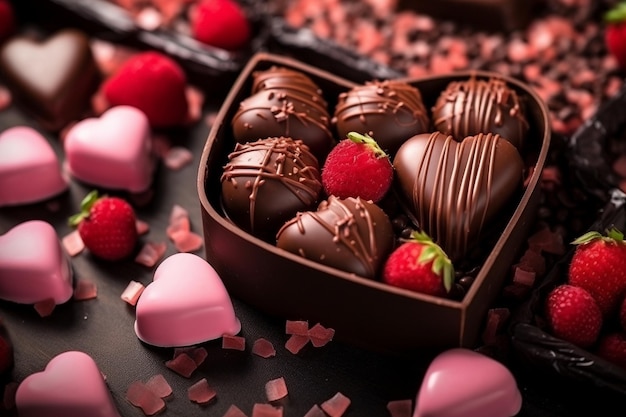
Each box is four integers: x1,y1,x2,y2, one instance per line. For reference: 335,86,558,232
571,230,603,245
605,2,626,24
346,131,388,159
68,190,101,227
408,229,455,293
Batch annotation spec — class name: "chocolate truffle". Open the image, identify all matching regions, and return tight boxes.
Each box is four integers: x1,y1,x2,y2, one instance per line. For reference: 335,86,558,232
0,29,100,132
393,131,524,261
276,196,394,279
432,76,528,150
232,66,334,159
221,136,322,241
333,80,430,156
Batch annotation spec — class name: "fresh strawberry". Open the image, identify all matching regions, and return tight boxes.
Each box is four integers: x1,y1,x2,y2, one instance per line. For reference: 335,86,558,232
102,51,188,128
0,0,15,43
595,332,626,370
321,132,393,203
190,0,251,51
545,284,602,348
605,2,626,70
382,230,454,297
567,228,626,317
69,191,138,261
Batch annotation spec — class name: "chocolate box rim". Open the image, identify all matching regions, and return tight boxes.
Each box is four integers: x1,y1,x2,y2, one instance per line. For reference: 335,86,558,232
197,51,552,306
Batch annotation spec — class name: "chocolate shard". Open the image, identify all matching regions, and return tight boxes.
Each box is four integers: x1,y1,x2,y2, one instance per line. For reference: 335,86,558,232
393,131,524,261
276,196,395,279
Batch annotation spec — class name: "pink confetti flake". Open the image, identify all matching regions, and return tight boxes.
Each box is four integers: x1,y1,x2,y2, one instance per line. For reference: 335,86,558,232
136,7,162,30
121,280,145,306
136,219,150,235
185,86,205,123
62,230,85,257
33,298,56,317
191,347,208,366
173,231,204,253
223,404,248,417
135,241,167,268
252,403,283,417
527,227,565,256
73,278,97,301
285,334,309,354
165,352,197,378
321,392,351,417
285,320,309,336
0,85,12,110
169,204,189,223
126,380,166,416
188,378,217,404
252,338,276,358
386,399,413,417
145,374,172,398
167,215,190,240
303,404,326,417
265,377,288,402
512,267,536,287
308,323,335,347
222,334,246,351
164,146,194,170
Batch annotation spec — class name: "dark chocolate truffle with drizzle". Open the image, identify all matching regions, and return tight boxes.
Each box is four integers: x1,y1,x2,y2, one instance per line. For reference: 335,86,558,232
276,196,394,279
432,76,528,150
393,131,524,261
333,80,430,156
221,137,323,241
232,66,334,159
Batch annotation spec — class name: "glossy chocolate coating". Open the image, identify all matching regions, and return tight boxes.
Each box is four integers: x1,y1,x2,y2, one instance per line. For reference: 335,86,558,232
0,29,100,132
232,66,334,159
333,80,430,156
221,137,322,241
393,131,524,261
276,196,394,279
432,76,528,150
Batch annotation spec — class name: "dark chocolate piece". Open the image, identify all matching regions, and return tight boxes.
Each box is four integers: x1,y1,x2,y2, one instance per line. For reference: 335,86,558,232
221,137,322,241
0,29,100,132
232,66,334,159
432,76,528,150
393,131,524,261
333,80,430,156
276,196,394,279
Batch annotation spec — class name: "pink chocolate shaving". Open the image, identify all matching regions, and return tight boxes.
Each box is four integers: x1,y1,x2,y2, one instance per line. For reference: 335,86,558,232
73,278,97,301
136,219,150,235
163,146,194,170
188,378,217,404
252,403,283,417
252,338,276,358
173,231,204,253
134,241,167,268
223,404,249,417
126,380,166,416
513,267,537,287
145,374,172,398
33,298,56,317
527,227,566,255
62,230,85,257
185,86,205,123
165,352,197,378
285,320,309,336
285,334,309,354
303,404,327,417
321,392,351,417
265,377,288,402
222,335,246,351
308,323,335,347
121,280,145,306
191,347,208,366
386,399,413,417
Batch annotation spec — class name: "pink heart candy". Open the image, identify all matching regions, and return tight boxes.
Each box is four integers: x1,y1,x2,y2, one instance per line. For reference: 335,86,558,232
0,126,68,206
64,105,155,193
135,252,241,347
414,348,522,417
15,351,122,417
0,220,73,304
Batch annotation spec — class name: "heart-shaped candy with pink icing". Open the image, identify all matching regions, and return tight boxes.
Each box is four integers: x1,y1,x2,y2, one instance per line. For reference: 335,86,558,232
0,220,73,304
64,105,155,193
413,348,522,417
0,126,68,207
135,252,241,347
15,350,122,417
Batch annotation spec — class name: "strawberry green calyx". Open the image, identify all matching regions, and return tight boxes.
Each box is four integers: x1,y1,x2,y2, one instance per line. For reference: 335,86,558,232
605,2,626,24
571,228,625,246
68,190,101,227
347,131,388,159
407,230,455,292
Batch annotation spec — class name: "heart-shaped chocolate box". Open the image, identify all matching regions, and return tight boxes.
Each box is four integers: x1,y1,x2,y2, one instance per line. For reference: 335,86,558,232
198,52,551,354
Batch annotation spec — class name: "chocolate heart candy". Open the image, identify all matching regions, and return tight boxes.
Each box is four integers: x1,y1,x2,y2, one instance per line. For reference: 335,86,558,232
393,131,524,261
0,29,99,132
276,196,394,279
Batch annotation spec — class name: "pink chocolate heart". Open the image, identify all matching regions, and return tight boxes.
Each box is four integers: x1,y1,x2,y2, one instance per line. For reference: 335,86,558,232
0,126,68,206
0,220,73,304
135,252,241,347
15,351,122,417
414,348,522,417
64,105,155,193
